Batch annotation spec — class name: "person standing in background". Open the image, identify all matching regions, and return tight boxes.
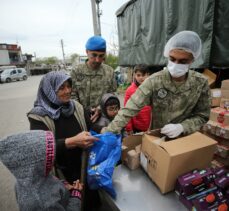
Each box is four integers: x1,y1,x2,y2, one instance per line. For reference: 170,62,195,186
124,64,151,135
71,36,117,123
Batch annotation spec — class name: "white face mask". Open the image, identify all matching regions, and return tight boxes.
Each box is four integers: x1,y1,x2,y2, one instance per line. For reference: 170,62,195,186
167,60,189,78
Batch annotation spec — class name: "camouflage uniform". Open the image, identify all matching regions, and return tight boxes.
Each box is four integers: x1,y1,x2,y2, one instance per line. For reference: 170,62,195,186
105,68,211,134
71,62,117,109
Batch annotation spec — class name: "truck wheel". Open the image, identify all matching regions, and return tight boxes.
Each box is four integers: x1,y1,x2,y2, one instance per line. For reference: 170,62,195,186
23,75,27,80
6,78,11,83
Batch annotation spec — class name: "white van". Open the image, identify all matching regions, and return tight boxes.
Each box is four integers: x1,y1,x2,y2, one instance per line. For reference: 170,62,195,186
0,68,28,83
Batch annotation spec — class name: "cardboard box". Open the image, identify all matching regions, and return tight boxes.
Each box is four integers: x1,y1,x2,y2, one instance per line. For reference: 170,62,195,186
221,90,229,99
211,159,225,168
220,98,229,110
213,155,229,168
210,107,229,125
202,120,219,135
141,132,217,194
175,168,215,197
122,134,142,165
192,190,229,211
211,89,221,107
216,144,229,159
215,125,229,139
202,69,216,88
221,80,229,90
126,149,140,170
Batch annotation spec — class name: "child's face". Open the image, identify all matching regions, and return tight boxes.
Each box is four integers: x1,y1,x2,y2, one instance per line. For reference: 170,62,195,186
106,105,120,118
134,71,149,85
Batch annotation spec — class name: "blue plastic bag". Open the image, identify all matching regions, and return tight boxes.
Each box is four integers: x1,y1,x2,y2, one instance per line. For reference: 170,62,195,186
87,131,121,198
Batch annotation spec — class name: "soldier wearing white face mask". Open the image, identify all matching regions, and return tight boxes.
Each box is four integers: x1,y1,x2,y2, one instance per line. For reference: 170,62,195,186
102,31,211,138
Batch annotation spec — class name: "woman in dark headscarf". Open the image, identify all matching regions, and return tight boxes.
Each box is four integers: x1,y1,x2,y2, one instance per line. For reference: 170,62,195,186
28,71,101,211
28,71,97,182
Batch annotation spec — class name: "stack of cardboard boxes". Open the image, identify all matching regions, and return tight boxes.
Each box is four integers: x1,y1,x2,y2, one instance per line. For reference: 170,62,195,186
122,131,217,194
203,80,229,168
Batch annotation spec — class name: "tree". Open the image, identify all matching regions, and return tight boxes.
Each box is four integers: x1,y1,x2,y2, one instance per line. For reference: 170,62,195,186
69,53,79,64
104,53,118,69
35,57,58,65
45,57,58,65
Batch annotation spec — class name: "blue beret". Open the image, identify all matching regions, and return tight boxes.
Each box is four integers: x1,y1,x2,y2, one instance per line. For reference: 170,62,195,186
85,36,106,51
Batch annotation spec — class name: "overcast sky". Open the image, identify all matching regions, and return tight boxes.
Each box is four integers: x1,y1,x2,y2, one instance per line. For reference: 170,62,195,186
0,0,127,59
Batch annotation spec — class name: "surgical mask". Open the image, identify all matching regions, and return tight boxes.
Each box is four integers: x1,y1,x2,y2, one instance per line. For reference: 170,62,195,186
167,60,189,78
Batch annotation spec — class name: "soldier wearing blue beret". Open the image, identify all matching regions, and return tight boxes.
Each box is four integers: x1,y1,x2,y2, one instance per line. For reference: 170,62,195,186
85,36,106,52
71,36,117,123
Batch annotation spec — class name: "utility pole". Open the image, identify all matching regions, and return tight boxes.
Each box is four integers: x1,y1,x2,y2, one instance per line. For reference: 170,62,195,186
90,0,102,36
60,39,66,68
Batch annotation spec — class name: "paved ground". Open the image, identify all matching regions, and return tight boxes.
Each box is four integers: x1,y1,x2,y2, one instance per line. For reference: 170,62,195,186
0,76,42,211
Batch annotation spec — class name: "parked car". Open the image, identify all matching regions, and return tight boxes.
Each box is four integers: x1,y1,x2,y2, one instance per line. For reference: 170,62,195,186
0,68,27,83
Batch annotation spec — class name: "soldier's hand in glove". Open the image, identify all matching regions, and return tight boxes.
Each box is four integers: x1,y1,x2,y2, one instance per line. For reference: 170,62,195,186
161,124,184,138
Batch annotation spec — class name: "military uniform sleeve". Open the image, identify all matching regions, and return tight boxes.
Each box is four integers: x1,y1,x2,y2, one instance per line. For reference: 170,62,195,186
70,67,80,101
108,67,117,93
104,78,152,133
181,79,211,134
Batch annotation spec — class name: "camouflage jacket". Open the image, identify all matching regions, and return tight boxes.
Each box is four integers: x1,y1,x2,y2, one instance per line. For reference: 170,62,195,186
105,68,211,134
71,62,117,109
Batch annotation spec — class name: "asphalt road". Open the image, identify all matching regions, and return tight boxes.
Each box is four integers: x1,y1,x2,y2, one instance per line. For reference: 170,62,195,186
0,75,42,211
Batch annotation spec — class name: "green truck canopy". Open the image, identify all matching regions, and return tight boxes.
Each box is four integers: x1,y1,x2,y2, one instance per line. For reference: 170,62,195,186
116,0,229,68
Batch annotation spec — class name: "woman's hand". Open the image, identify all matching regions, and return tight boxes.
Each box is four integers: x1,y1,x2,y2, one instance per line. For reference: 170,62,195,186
62,180,83,191
65,131,99,149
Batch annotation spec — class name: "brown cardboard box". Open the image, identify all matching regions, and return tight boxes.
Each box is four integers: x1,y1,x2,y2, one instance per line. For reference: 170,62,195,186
211,89,221,107
122,134,142,165
202,69,216,88
141,132,217,194
210,107,229,125
221,90,229,98
221,80,229,90
135,144,141,153
126,149,140,170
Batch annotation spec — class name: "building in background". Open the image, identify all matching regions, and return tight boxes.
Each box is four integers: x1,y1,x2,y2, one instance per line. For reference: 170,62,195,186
0,43,23,66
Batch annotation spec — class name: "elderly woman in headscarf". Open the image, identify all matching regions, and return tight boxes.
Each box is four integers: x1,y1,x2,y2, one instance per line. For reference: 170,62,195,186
28,71,101,211
28,71,97,183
